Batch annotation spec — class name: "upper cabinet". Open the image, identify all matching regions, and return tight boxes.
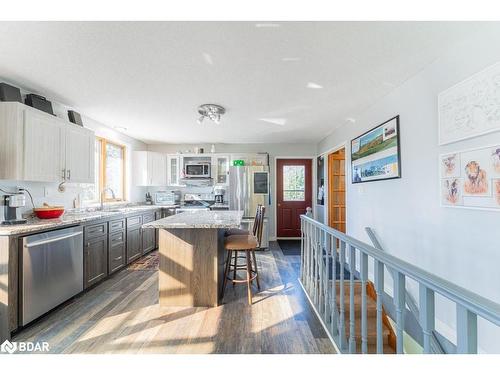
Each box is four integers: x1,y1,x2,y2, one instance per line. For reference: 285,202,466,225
133,151,167,186
167,154,183,186
23,109,65,182
213,155,230,185
0,102,95,183
64,123,95,183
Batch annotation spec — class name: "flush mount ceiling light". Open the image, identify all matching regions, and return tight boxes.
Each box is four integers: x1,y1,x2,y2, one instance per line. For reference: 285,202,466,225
197,104,226,125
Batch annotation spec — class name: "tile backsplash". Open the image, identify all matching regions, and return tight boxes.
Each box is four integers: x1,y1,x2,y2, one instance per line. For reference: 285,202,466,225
0,180,147,215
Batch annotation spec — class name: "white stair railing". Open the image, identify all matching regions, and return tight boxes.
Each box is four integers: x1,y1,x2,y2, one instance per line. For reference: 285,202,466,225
300,214,500,354
365,227,445,353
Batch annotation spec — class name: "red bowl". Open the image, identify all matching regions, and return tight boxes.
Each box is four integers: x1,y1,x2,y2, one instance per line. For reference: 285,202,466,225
33,207,65,219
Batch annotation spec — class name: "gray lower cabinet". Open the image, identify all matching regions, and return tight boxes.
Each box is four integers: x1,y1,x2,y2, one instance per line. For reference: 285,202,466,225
108,218,126,274
108,230,126,274
154,211,161,249
82,210,158,288
126,215,143,264
142,212,156,254
84,223,109,289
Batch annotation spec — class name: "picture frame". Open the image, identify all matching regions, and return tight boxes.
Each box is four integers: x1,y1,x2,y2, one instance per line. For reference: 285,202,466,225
439,143,500,211
351,115,402,184
438,61,500,145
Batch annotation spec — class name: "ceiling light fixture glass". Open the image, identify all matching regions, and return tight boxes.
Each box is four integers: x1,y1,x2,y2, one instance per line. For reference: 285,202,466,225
197,104,226,125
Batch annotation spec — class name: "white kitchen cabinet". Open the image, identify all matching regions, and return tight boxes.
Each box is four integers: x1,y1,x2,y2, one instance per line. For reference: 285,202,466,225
23,110,65,182
133,151,167,186
0,102,95,183
64,124,95,183
166,154,182,186
213,154,230,185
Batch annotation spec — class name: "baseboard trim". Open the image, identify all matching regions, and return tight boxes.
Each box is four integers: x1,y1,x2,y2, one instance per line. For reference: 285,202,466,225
298,278,341,354
276,237,301,240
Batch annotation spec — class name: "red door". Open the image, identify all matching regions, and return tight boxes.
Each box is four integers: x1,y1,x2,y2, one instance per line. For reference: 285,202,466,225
277,159,313,237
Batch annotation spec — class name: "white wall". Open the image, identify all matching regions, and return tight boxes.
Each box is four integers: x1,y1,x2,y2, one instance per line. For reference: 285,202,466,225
0,80,149,211
317,29,500,353
147,143,317,239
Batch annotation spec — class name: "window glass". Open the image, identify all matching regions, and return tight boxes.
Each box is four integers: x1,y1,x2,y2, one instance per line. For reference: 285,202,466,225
104,142,124,200
283,165,305,201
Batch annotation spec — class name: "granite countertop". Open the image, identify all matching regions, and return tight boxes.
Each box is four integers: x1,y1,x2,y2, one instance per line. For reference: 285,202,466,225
143,210,243,229
0,205,171,236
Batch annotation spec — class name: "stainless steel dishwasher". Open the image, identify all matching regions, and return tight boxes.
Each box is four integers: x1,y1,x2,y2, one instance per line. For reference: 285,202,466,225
21,226,83,326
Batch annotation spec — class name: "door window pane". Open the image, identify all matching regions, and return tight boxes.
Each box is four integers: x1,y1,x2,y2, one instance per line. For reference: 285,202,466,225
283,165,305,201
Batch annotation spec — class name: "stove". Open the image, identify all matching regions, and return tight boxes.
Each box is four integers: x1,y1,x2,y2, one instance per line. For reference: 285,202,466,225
177,193,213,213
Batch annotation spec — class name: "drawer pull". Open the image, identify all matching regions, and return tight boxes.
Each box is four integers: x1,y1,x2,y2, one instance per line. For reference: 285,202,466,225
114,256,123,261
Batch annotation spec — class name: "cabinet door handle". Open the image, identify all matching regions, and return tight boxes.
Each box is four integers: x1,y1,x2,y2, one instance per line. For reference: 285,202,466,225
62,168,66,179
67,169,71,180
114,256,122,261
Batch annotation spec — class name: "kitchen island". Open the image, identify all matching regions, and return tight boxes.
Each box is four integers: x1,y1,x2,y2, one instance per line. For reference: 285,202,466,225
143,210,243,307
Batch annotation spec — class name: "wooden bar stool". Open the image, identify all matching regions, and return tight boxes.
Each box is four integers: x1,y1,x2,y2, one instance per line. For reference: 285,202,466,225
224,204,262,237
221,206,265,304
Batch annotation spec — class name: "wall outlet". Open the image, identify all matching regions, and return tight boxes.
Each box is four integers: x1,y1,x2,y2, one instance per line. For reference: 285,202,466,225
358,186,365,195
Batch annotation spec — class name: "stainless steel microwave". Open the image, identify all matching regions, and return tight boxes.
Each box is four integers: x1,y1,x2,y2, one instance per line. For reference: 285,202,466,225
184,162,211,178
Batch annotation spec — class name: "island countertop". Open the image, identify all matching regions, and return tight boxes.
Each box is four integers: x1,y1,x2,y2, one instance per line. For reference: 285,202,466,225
143,210,243,229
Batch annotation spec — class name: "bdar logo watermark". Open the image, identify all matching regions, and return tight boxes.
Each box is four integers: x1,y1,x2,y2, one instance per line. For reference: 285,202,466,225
1,339,50,354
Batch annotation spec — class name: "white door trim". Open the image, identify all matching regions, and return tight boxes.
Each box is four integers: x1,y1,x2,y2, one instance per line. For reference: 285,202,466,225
321,142,348,232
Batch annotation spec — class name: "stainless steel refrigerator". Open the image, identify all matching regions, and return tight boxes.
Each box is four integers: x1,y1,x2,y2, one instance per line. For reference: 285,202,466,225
228,165,270,248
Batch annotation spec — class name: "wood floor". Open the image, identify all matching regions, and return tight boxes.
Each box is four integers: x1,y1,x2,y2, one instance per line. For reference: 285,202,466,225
13,242,336,354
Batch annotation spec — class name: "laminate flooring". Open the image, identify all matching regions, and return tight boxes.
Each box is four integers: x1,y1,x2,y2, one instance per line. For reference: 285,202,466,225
13,242,335,354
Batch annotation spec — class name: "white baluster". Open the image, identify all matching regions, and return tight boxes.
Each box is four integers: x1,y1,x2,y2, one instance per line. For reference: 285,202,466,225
419,284,435,354
394,271,405,354
300,219,304,282
360,252,368,354
374,260,384,354
318,230,324,313
324,233,331,323
349,245,356,353
339,241,346,351
456,305,477,354
331,235,338,335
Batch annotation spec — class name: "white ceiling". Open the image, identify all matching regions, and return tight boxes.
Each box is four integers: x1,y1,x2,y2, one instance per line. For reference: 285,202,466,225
0,22,492,144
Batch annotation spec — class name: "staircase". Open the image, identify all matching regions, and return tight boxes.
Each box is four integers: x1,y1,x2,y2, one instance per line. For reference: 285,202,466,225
336,281,396,354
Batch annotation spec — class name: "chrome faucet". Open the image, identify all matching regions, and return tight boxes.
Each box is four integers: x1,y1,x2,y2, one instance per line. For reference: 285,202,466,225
100,188,116,210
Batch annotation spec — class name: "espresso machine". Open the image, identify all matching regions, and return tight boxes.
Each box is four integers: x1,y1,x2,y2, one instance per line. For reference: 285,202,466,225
1,191,27,225
213,186,225,204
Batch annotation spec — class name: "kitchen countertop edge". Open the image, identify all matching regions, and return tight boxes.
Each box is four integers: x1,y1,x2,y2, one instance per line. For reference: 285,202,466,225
0,205,178,236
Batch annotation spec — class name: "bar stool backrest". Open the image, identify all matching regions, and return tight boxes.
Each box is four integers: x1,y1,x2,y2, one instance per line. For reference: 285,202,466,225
254,205,266,248
251,204,263,236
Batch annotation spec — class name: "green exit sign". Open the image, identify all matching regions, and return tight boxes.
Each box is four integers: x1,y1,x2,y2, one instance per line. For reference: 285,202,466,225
233,160,245,166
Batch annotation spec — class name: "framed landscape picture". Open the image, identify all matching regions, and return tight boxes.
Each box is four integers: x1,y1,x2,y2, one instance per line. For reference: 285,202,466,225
351,115,401,184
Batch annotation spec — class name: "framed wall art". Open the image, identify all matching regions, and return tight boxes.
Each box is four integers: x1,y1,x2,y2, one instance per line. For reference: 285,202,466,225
440,144,500,211
438,61,500,145
351,115,401,184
